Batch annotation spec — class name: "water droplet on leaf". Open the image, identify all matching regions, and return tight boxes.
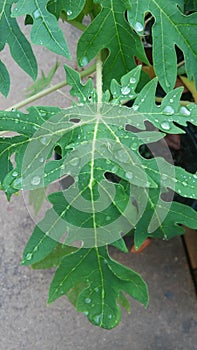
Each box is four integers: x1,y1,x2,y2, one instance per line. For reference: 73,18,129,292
67,10,72,16
25,253,32,261
70,157,79,166
12,171,18,177
125,171,133,180
93,314,102,325
132,105,139,111
121,86,131,95
85,298,91,304
81,57,88,67
180,106,191,116
33,9,41,19
130,77,136,84
163,106,174,115
31,176,41,186
39,157,44,163
134,22,144,32
161,121,171,130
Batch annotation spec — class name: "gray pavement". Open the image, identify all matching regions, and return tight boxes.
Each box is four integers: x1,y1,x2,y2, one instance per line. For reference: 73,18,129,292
0,19,197,350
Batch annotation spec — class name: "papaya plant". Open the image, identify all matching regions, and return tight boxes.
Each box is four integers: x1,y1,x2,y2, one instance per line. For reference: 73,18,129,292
0,0,197,329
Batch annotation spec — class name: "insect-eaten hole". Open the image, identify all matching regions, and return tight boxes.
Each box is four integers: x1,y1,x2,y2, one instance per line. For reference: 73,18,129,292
104,171,121,184
69,118,81,123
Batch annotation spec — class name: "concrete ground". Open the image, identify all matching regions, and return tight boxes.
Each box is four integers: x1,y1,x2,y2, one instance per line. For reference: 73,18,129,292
0,18,197,350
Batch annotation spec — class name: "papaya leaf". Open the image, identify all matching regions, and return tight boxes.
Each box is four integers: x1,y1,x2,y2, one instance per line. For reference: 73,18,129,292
128,0,197,92
77,0,148,90
12,0,71,58
134,188,197,249
48,246,148,329
25,62,60,97
0,0,37,89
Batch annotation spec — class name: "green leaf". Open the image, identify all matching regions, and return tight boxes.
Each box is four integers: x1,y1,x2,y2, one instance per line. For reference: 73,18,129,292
130,78,197,134
26,62,60,97
77,0,148,90
0,60,10,97
12,0,71,58
0,0,37,83
134,188,197,249
128,0,197,92
64,64,97,103
48,246,148,329
47,0,86,20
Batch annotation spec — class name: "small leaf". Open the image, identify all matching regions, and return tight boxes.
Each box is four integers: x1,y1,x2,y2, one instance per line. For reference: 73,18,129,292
0,60,10,97
12,0,71,58
64,64,97,103
0,0,37,81
26,62,60,97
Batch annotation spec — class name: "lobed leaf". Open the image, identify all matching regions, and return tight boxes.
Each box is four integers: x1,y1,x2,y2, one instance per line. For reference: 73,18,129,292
48,246,148,329
12,0,71,58
77,0,148,90
0,0,37,93
128,0,197,92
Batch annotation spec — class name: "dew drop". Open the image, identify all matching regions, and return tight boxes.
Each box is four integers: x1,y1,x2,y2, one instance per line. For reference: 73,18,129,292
13,177,22,187
31,176,41,186
160,121,171,130
193,174,197,179
85,298,91,304
121,86,131,95
134,22,144,32
33,125,39,131
70,157,79,166
161,174,168,181
39,157,44,163
33,9,41,19
182,181,187,186
130,77,136,84
67,10,72,16
132,105,139,111
95,287,99,293
169,98,173,103
116,150,129,163
106,216,111,221
179,106,191,116
12,171,18,177
40,136,49,145
81,57,88,67
93,314,102,325
108,314,112,319
83,311,89,316
163,106,174,115
25,253,32,261
125,171,133,180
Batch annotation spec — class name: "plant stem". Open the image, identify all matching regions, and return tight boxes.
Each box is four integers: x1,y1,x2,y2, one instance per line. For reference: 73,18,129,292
96,52,103,112
6,64,96,111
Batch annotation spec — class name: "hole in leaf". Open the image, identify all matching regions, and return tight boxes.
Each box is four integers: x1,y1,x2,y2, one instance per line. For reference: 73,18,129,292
104,171,121,183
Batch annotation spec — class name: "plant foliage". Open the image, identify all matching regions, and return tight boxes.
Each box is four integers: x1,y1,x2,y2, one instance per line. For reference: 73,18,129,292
0,0,197,329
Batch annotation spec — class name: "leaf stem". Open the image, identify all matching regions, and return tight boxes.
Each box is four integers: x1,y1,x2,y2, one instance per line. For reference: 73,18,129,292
96,52,103,111
6,64,96,111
